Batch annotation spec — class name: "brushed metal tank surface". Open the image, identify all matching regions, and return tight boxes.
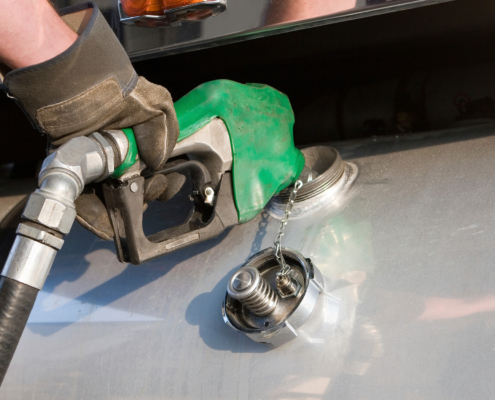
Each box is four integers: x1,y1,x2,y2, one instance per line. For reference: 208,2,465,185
3,124,495,399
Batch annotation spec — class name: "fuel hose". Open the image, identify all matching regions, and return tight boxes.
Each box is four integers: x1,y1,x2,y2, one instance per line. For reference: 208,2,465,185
0,276,38,385
0,129,135,387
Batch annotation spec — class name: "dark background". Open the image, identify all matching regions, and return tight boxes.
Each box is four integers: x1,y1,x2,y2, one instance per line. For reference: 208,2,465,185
2,0,494,177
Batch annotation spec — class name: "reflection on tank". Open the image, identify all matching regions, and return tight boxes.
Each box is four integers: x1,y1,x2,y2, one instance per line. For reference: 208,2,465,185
266,0,359,25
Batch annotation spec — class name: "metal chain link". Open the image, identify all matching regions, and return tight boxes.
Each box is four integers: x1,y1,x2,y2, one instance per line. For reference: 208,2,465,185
274,180,303,276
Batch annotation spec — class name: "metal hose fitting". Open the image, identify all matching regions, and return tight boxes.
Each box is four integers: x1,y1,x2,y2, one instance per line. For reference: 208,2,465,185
2,130,126,290
227,266,278,316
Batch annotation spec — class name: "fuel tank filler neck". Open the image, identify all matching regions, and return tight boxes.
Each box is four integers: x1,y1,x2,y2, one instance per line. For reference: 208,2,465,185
270,146,357,217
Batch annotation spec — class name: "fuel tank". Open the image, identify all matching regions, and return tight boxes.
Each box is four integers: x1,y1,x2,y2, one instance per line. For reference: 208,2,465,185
3,123,495,399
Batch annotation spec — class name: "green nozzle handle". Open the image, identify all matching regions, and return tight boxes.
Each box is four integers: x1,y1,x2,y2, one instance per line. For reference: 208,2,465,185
175,80,304,223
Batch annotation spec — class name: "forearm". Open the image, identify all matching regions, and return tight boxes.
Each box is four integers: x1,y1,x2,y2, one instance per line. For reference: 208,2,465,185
0,0,77,70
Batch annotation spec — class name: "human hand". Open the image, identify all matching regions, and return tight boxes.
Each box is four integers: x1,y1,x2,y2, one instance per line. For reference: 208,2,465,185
0,2,181,240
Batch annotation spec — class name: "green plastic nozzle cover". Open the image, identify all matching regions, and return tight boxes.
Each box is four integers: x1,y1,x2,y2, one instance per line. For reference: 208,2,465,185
175,80,305,223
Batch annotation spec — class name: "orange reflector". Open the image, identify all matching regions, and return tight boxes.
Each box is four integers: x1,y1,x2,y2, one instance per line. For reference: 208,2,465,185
122,0,207,17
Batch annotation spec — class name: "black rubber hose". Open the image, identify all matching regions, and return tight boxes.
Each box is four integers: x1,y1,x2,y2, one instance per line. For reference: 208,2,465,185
0,276,38,386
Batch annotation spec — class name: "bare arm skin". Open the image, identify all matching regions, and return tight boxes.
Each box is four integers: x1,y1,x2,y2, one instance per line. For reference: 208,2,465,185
0,0,77,70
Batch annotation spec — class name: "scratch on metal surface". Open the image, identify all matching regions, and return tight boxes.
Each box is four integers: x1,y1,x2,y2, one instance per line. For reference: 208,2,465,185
450,224,478,236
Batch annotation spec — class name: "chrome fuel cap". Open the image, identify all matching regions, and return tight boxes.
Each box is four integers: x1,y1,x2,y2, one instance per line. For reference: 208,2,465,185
222,248,324,347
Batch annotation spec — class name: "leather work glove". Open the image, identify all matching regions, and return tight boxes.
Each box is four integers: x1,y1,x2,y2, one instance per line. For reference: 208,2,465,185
0,2,183,240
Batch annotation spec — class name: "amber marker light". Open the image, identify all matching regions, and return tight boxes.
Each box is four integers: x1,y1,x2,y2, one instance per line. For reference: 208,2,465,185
122,0,161,16
122,0,209,16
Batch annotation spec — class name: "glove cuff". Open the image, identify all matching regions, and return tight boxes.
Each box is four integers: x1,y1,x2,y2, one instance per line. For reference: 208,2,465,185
2,2,137,143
